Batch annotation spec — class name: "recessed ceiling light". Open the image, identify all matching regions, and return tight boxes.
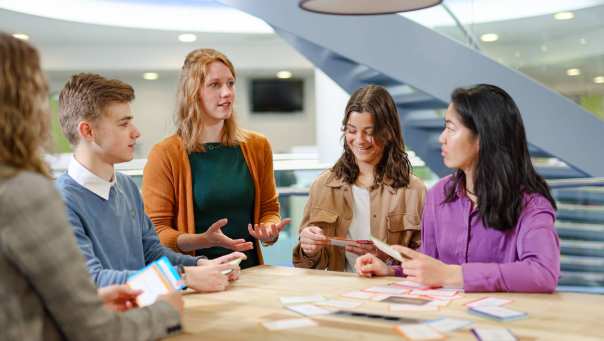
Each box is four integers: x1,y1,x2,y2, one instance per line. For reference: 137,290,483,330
480,33,498,42
178,33,197,43
143,72,159,80
540,45,548,52
580,38,587,45
566,68,581,76
514,51,521,58
276,71,293,79
12,33,29,40
594,76,604,84
554,11,574,20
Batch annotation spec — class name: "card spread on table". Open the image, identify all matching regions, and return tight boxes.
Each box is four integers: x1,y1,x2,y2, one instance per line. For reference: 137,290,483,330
392,280,431,290
280,295,326,305
286,304,332,316
316,299,363,309
127,256,183,307
382,295,431,305
363,285,409,295
465,297,512,308
411,289,459,297
395,324,446,340
328,237,373,247
261,318,318,331
471,327,517,341
370,237,409,262
341,291,389,301
426,318,473,332
469,306,528,321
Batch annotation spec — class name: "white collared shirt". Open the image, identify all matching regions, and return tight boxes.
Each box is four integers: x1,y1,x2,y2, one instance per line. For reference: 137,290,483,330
67,156,116,200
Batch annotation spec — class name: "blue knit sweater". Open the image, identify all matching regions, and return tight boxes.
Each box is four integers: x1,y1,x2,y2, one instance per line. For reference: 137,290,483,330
56,172,197,287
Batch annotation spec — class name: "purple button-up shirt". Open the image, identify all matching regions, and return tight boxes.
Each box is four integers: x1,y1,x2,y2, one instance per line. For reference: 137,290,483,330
420,176,560,293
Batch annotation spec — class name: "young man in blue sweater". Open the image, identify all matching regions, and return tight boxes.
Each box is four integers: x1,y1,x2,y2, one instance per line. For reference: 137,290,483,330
56,73,245,290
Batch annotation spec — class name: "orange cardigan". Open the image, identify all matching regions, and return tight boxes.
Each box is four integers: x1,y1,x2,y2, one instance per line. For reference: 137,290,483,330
142,130,281,263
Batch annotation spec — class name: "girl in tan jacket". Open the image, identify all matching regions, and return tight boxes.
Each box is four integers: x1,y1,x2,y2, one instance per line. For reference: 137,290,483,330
293,85,426,272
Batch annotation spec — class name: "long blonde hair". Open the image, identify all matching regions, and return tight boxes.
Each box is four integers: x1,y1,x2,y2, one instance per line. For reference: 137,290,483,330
175,48,246,152
0,33,51,178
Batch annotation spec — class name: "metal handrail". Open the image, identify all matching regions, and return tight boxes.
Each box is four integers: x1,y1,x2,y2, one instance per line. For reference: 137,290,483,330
547,178,604,189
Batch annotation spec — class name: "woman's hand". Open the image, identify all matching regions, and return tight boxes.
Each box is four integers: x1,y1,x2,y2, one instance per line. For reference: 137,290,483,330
98,284,142,312
202,218,254,251
393,245,463,288
299,226,329,257
354,253,394,277
248,218,292,242
345,242,377,256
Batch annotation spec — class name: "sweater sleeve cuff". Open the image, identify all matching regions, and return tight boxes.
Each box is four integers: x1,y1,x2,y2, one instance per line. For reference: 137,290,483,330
461,263,499,292
148,300,182,338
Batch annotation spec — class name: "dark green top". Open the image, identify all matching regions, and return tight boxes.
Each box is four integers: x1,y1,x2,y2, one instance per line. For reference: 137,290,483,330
189,143,258,268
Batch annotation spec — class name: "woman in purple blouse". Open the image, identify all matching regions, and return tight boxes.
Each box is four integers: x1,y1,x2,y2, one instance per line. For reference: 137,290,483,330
355,84,560,293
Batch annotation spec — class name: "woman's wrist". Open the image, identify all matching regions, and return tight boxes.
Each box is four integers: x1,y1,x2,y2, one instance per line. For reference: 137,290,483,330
390,265,402,277
443,264,463,287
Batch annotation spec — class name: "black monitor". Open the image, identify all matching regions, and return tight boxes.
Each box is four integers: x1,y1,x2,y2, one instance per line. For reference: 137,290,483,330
250,78,304,113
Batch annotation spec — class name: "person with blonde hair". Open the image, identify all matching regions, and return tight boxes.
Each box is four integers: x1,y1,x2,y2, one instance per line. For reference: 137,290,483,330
143,48,290,268
0,32,183,340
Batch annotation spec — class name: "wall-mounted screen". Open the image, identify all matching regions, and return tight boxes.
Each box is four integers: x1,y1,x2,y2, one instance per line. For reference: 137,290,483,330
250,78,304,113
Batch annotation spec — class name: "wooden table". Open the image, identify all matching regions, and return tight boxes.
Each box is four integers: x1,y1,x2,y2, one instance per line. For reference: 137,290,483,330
166,265,604,340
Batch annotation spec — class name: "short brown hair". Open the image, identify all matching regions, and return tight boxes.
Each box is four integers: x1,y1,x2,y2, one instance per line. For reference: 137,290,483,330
0,32,51,178
332,85,412,189
59,73,135,145
176,48,246,152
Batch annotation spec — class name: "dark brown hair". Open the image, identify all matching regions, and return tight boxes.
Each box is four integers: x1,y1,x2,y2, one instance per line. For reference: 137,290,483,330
332,85,412,189
444,84,556,230
59,73,135,145
0,33,51,178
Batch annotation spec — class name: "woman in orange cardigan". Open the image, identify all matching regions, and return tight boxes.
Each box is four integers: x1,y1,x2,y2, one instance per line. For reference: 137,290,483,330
142,48,290,268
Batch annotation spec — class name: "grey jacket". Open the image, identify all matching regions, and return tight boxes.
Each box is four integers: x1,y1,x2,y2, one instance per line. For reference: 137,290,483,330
0,165,181,341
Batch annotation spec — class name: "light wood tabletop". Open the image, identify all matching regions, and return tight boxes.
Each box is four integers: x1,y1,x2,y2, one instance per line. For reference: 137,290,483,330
165,265,604,341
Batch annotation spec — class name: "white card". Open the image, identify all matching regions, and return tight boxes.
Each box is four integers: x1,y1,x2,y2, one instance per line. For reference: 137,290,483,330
393,280,430,289
466,297,512,308
371,237,406,262
396,324,445,340
286,304,332,316
470,306,527,320
316,299,363,309
471,328,517,341
261,318,318,331
364,286,408,295
280,295,326,305
390,304,439,312
411,289,459,297
427,318,473,332
127,266,172,307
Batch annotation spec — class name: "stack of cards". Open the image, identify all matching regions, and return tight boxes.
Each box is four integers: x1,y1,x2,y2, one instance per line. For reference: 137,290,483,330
395,324,445,340
127,256,184,307
465,297,512,308
471,327,517,341
469,306,528,321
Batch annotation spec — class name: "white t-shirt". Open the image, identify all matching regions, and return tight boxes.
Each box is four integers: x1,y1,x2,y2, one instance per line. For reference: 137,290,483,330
345,185,371,273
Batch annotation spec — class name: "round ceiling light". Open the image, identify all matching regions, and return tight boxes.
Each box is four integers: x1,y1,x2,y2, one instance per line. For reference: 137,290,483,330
299,0,443,15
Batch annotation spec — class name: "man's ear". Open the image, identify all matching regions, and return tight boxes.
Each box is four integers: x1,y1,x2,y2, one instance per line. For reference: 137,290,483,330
78,121,94,142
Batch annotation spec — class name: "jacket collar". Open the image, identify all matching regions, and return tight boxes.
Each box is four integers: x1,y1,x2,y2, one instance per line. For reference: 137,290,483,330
325,173,397,194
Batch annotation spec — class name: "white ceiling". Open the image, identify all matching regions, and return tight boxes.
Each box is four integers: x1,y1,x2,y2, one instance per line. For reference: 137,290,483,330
0,0,603,97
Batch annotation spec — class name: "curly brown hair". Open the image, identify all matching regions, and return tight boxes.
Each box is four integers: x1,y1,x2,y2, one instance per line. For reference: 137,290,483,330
0,33,51,178
332,85,411,189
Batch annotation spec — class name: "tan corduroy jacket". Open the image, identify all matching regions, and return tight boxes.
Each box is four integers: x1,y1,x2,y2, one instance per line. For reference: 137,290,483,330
142,130,281,263
293,170,426,271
